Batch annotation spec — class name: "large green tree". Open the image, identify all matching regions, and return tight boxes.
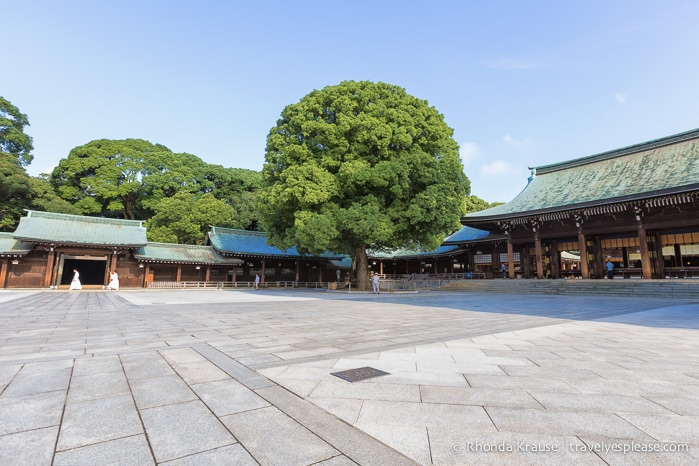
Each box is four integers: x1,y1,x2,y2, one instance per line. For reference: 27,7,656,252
1,96,34,167
147,192,242,244
51,139,214,220
0,97,36,229
258,80,470,289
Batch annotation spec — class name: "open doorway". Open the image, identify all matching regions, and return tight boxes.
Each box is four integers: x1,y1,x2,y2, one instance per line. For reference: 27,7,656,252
58,255,108,286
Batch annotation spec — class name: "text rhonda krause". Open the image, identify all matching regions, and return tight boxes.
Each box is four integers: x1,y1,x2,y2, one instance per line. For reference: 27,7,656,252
453,442,689,454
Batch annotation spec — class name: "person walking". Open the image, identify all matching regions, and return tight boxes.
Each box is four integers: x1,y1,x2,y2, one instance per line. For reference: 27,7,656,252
501,263,507,279
254,274,260,290
606,259,614,279
372,273,380,294
70,269,82,290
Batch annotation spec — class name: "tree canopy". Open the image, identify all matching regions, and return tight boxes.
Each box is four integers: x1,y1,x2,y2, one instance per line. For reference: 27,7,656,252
258,80,470,289
0,96,34,167
464,194,504,214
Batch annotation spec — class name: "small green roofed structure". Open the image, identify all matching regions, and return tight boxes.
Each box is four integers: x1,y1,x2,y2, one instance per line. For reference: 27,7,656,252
0,232,34,257
134,243,243,266
12,210,147,247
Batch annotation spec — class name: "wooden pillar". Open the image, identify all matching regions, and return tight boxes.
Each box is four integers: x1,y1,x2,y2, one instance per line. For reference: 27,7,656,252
318,262,323,282
232,266,237,283
550,240,560,279
534,235,543,279
674,244,682,268
142,264,150,288
295,261,300,282
405,260,410,274
379,261,384,275
0,258,8,289
507,238,515,279
492,246,501,273
106,251,118,285
578,231,589,279
205,266,211,283
261,259,266,283
176,265,182,283
44,249,56,288
638,226,651,279
652,231,664,279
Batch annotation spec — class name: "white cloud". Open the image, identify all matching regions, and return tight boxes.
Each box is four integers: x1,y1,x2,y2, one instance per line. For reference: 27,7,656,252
459,142,480,166
502,134,532,149
481,160,519,177
615,92,628,103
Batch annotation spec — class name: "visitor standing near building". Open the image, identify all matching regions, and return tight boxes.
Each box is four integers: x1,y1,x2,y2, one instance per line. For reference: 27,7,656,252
501,263,507,278
372,273,380,294
106,270,119,290
70,269,82,290
254,274,260,290
606,259,614,279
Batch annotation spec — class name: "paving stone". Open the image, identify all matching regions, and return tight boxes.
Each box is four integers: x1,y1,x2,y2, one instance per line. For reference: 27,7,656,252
221,405,338,466
1,363,72,397
0,390,65,436
67,370,131,403
57,394,143,450
159,443,257,466
485,406,655,440
71,355,123,377
129,374,198,409
420,385,542,409
357,400,497,430
310,380,420,402
120,351,176,380
54,434,154,465
528,390,677,415
191,378,270,416
616,413,699,443
0,426,58,466
140,400,236,463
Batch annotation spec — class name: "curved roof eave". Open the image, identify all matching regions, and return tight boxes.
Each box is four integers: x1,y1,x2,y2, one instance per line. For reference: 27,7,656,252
463,184,699,225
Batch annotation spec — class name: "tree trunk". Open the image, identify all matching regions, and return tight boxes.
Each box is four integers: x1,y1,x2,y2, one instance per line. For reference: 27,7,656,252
355,246,369,290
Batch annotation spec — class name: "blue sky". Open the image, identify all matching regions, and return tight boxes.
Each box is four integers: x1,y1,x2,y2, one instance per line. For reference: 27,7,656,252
4,0,698,203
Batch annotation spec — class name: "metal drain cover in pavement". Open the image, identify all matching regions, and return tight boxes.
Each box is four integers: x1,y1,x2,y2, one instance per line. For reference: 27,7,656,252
331,366,390,383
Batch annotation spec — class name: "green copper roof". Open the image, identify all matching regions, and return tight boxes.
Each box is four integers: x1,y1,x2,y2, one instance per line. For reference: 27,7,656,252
465,129,699,221
208,227,345,259
134,243,244,265
13,211,147,247
0,232,34,256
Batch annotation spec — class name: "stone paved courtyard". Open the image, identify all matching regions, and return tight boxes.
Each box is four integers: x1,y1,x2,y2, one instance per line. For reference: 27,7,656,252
0,289,698,465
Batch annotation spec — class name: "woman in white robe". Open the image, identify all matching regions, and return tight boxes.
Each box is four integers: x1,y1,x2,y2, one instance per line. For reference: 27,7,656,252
106,271,119,290
70,269,82,290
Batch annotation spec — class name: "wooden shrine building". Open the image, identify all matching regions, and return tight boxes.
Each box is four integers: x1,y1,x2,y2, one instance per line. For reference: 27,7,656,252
461,129,699,279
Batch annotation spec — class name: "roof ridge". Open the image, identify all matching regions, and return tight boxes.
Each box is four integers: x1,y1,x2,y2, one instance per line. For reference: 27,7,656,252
532,128,699,174
26,210,144,227
145,242,210,249
211,226,266,236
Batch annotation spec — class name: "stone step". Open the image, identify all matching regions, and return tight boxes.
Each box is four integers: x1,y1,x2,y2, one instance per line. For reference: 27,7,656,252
440,279,699,299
